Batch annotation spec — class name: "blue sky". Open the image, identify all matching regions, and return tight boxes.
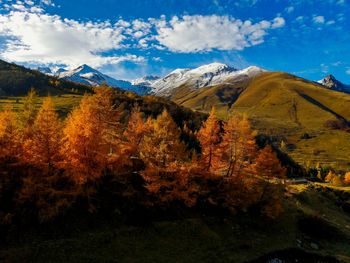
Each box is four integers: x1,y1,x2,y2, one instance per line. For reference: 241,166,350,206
0,0,349,82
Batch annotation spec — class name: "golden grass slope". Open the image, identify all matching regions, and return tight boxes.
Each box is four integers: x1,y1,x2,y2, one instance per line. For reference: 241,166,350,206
172,72,350,171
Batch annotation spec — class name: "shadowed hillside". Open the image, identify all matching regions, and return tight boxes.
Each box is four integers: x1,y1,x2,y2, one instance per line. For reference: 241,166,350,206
0,60,92,96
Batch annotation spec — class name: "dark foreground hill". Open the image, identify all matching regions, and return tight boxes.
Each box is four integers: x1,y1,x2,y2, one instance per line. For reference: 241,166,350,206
1,184,349,263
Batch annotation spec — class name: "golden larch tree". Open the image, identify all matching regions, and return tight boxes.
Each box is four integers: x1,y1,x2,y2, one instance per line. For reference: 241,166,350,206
22,97,62,174
344,172,350,185
221,114,257,178
123,107,149,158
18,98,72,221
61,87,122,192
253,145,286,179
0,106,20,163
196,108,222,173
18,88,38,137
140,109,192,205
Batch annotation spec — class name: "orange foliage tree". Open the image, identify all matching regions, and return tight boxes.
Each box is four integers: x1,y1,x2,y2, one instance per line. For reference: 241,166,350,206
123,107,149,158
18,88,38,138
22,97,62,174
139,109,196,206
18,98,72,221
196,108,222,174
344,172,350,185
0,106,20,163
220,115,257,178
253,145,286,179
61,87,123,208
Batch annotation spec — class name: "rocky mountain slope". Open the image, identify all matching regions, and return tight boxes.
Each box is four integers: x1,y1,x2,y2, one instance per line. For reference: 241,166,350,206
56,64,150,95
318,74,350,93
149,63,265,97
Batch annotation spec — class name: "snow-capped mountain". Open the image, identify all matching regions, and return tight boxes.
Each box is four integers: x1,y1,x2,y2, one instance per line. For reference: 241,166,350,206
53,68,68,76
318,75,350,93
150,63,266,96
38,62,266,96
37,67,52,75
131,75,160,86
57,64,150,95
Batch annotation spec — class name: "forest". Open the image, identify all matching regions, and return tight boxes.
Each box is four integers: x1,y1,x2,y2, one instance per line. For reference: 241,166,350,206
0,86,289,227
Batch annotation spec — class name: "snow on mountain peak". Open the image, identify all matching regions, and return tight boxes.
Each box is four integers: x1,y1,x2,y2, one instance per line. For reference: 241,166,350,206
318,74,350,93
150,63,266,96
37,62,267,96
131,75,160,86
189,62,235,75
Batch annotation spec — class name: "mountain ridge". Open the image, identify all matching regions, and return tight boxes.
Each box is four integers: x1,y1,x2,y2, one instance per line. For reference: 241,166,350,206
318,74,350,93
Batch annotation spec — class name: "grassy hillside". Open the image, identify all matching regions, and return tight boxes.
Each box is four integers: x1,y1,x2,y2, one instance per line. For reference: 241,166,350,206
0,90,206,132
171,72,350,171
0,60,92,96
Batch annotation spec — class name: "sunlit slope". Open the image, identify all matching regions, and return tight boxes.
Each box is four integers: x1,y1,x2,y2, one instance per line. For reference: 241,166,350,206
231,72,350,170
172,75,250,119
232,72,350,131
172,72,350,170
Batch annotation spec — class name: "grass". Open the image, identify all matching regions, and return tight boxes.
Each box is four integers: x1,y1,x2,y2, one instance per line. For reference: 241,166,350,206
0,94,83,117
1,183,350,263
172,72,350,171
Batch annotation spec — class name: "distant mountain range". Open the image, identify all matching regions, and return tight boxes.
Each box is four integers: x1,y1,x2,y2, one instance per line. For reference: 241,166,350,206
43,64,150,95
38,63,350,96
38,62,267,96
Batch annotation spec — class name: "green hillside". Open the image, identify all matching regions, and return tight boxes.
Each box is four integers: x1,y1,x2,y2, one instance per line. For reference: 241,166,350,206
0,60,92,96
171,72,350,171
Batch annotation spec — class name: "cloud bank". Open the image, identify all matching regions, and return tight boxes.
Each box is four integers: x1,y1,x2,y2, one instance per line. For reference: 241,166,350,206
0,2,286,67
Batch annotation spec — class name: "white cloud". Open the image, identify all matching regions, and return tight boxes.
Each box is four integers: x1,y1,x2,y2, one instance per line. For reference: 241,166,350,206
41,0,55,7
0,11,144,67
271,17,285,28
285,6,294,13
326,20,335,25
346,69,350,75
313,15,325,24
296,16,304,23
154,15,285,53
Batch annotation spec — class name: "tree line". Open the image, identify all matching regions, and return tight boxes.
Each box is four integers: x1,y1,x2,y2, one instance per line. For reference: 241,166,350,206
0,87,286,225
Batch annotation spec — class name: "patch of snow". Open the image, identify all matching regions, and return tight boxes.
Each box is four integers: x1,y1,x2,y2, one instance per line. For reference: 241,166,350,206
150,63,266,96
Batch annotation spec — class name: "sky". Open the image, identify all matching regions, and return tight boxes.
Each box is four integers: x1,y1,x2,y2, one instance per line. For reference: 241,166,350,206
0,0,349,82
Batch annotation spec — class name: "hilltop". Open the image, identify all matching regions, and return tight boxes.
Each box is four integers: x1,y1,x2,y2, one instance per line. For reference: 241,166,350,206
0,60,92,96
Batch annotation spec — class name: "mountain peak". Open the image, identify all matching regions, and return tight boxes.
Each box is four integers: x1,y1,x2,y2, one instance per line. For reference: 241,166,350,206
190,62,235,75
74,64,98,73
318,74,350,93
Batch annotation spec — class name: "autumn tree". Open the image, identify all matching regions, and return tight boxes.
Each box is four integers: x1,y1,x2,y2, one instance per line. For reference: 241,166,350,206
22,97,62,173
61,87,123,209
139,109,194,206
0,106,20,163
18,88,38,137
196,108,222,174
220,114,257,178
18,98,73,221
325,170,336,183
253,145,286,179
344,172,350,185
123,107,149,158
325,171,343,186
